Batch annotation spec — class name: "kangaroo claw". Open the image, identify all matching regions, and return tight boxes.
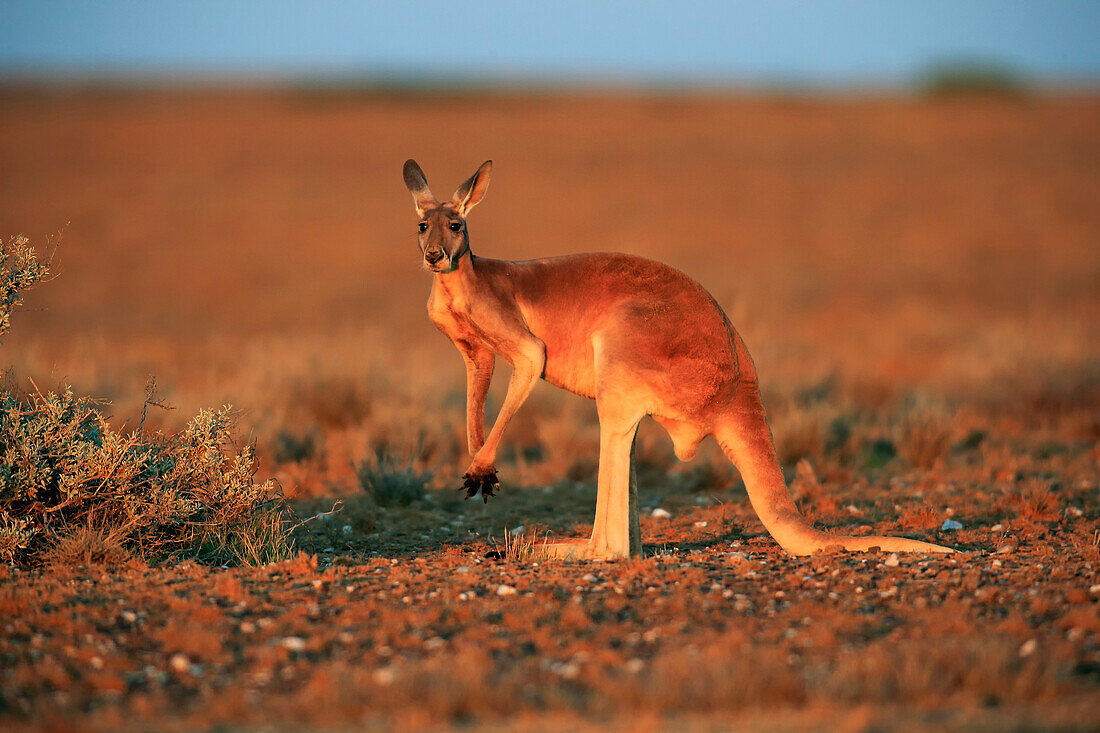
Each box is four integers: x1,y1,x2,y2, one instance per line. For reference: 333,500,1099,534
461,469,500,502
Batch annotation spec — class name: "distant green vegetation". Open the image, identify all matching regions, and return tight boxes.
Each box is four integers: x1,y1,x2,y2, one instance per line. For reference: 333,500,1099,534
918,59,1028,97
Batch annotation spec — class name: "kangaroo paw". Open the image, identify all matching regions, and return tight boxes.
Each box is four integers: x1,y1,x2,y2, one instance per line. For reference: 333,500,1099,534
461,468,500,503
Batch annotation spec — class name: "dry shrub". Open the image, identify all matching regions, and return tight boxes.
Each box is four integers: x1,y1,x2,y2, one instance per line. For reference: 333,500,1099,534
0,237,293,566
287,375,372,428
1,391,294,566
272,428,318,464
0,234,50,342
895,403,954,469
898,502,941,531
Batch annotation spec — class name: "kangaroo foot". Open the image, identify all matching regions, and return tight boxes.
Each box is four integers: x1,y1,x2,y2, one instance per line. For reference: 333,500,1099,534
538,539,630,561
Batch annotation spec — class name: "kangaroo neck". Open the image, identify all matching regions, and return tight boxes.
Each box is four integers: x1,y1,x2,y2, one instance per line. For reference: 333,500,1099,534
433,250,479,299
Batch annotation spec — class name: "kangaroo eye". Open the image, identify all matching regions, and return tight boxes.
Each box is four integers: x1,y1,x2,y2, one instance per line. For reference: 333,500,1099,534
449,221,463,232
418,222,427,233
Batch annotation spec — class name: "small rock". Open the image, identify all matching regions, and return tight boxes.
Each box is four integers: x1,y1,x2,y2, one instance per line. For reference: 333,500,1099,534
373,667,396,685
1089,584,1100,596
651,508,671,519
941,519,964,531
996,544,1015,554
169,654,190,674
625,658,645,673
693,521,708,528
496,584,518,596
884,553,900,567
455,566,472,574
1019,639,1038,658
510,524,525,535
990,524,1003,531
279,637,307,652
581,573,597,583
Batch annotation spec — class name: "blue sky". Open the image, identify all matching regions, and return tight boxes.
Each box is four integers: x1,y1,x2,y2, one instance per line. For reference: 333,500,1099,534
2,1,1098,85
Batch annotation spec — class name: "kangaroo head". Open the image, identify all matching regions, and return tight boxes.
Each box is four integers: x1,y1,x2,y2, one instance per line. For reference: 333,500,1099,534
403,159,492,274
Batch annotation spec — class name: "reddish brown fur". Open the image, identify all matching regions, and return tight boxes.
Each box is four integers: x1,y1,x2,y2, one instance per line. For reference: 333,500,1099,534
404,159,954,559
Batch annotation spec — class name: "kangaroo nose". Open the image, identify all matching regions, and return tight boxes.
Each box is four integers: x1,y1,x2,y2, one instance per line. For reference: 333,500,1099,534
425,249,444,264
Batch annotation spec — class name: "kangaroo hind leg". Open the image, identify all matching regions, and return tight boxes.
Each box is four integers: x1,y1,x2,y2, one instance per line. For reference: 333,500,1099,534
588,405,642,560
587,331,649,560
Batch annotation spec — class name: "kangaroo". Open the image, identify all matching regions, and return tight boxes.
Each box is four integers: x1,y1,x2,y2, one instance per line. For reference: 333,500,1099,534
403,159,954,560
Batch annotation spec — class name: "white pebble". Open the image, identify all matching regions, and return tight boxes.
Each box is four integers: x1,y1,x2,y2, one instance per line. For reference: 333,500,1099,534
941,519,964,531
496,584,518,596
279,636,307,652
884,553,900,567
651,508,671,519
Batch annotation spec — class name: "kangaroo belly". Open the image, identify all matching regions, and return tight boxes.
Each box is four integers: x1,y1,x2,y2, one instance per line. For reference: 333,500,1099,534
540,334,598,399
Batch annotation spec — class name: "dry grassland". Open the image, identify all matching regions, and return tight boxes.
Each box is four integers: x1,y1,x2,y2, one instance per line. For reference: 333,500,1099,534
0,89,1097,731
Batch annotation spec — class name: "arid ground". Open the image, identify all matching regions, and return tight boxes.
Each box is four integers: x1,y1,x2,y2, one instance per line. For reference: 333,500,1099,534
1,88,1098,731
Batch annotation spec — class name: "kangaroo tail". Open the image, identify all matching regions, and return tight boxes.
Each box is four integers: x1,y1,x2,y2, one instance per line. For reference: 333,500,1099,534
714,390,954,556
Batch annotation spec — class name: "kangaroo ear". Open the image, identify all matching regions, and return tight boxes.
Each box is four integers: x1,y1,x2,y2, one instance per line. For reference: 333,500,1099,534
403,159,437,216
451,160,492,216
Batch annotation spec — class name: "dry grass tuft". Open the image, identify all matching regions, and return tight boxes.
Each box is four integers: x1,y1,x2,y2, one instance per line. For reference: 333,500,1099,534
355,445,432,507
492,526,547,563
771,408,825,466
895,403,954,469
790,459,839,524
898,502,942,531
1002,480,1062,523
42,525,131,566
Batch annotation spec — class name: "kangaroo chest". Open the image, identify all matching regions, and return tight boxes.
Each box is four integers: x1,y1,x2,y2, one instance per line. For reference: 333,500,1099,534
428,277,487,345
